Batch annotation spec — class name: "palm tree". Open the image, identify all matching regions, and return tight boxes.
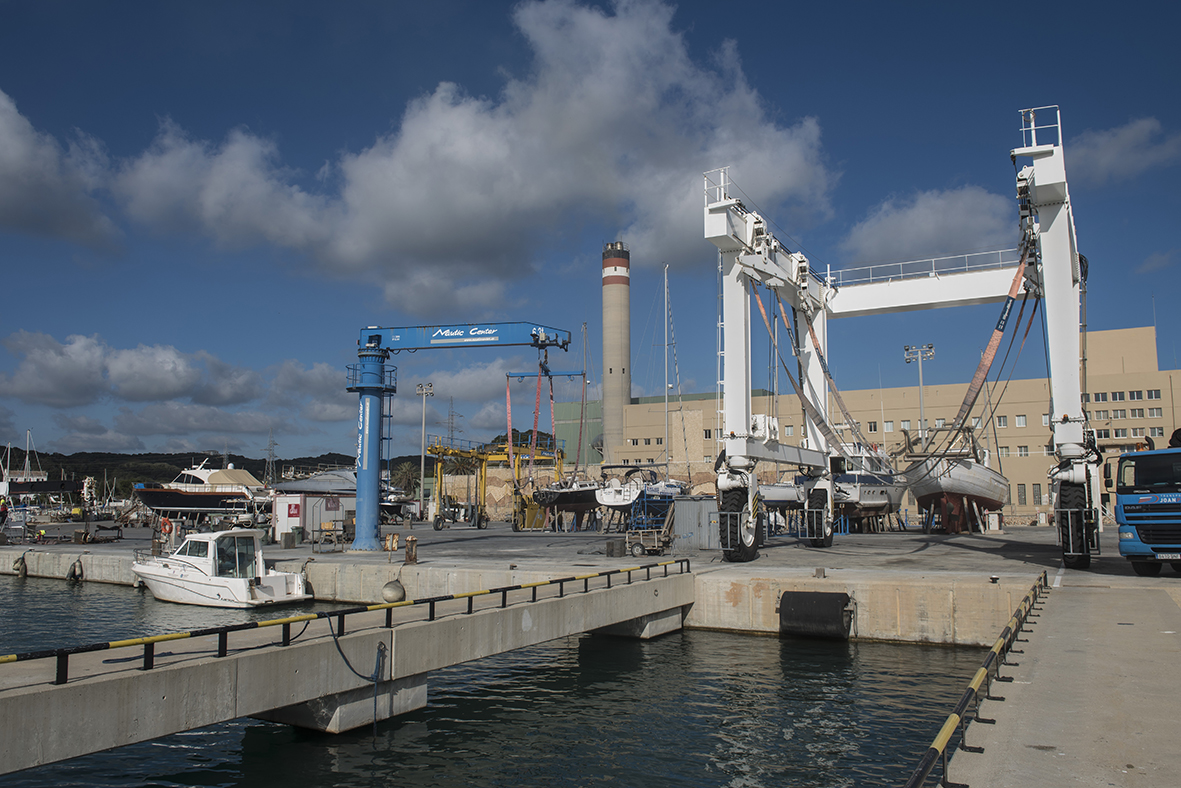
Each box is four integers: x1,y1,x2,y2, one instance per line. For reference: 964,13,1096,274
390,462,420,497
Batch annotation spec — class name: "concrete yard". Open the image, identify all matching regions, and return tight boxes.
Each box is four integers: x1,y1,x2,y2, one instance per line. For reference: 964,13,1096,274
3,519,1178,785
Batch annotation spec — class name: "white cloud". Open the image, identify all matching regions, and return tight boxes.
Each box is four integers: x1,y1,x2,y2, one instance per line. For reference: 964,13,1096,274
1068,118,1181,187
107,344,203,401
1138,249,1177,274
49,430,146,454
0,90,119,248
99,0,833,314
840,186,1014,265
114,402,284,436
0,332,109,407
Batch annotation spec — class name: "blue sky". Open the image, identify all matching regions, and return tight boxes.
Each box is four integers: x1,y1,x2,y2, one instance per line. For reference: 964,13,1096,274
0,0,1178,460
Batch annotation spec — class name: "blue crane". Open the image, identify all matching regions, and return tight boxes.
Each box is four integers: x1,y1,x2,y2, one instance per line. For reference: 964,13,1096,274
349,322,571,550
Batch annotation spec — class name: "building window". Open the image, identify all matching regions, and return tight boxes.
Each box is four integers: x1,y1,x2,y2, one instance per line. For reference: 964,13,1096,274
935,418,945,428
997,415,1008,428
1131,408,1145,418
644,438,651,445
1093,392,1108,403
622,458,630,465
998,446,1010,457
1032,483,1042,506
1096,429,1111,439
972,416,981,428
868,421,878,433
1114,428,1128,438
1150,427,1165,437
1133,427,1145,437
703,429,711,440
1129,390,1143,401
1045,444,1055,456
1018,445,1029,456
1112,409,1127,420
901,419,911,431
646,458,654,464
1148,389,1162,400
1111,391,1125,402
884,420,894,433
655,437,663,445
785,425,794,436
1017,484,1027,505
630,438,639,446
1016,415,1027,428
1081,393,1090,403
1095,410,1109,420
704,455,712,463
1149,408,1163,418
1042,413,1050,426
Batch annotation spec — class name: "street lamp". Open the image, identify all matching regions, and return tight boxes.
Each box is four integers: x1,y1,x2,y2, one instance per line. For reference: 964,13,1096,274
417,382,433,519
904,344,935,448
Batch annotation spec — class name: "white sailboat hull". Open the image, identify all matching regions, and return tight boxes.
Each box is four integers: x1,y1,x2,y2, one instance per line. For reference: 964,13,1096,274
905,457,1009,511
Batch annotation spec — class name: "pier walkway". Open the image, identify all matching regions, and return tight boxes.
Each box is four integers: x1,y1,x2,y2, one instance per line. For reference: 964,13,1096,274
947,565,1181,787
0,563,693,775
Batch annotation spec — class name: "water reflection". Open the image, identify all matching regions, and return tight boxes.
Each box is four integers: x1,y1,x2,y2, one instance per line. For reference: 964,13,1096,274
2,577,982,787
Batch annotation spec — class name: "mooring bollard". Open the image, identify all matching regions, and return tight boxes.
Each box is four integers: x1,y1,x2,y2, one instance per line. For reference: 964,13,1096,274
405,535,417,564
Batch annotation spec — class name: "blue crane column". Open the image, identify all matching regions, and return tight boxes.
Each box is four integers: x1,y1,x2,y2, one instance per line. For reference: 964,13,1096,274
348,340,395,550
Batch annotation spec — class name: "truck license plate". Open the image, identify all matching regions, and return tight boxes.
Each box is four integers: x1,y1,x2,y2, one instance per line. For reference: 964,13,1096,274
1155,553,1181,560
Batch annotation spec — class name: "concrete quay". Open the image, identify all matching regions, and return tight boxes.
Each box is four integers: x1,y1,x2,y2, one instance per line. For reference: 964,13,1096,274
5,520,1178,786
4,521,1075,646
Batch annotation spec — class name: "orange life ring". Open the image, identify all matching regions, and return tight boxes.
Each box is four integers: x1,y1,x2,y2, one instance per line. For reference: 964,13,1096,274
160,517,173,535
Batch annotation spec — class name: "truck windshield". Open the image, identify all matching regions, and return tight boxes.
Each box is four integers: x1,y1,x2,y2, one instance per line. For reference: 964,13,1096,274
1118,454,1181,492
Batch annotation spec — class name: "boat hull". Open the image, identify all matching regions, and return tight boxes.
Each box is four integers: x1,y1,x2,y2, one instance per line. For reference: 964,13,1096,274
133,487,261,517
534,486,600,511
905,458,1009,511
132,563,311,608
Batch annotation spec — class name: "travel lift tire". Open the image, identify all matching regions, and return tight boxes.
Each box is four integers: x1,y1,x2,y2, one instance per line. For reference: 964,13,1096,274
1058,482,1091,570
433,516,445,531
719,488,759,563
808,488,833,548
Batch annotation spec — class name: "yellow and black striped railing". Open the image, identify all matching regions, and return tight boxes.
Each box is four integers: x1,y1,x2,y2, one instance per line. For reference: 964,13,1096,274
903,570,1049,788
1,558,691,686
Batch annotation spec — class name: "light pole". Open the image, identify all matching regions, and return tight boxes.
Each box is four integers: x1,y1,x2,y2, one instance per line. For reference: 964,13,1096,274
904,344,935,448
417,382,433,520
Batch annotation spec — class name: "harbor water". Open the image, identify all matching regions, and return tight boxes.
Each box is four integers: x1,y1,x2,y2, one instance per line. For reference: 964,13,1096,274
2,576,983,787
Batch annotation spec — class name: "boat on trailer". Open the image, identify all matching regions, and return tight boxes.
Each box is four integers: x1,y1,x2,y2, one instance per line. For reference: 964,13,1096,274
132,528,310,608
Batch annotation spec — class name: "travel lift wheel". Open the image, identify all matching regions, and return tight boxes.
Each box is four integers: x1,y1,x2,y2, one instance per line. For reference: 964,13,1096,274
719,488,759,563
1058,482,1090,570
808,488,833,548
433,516,445,531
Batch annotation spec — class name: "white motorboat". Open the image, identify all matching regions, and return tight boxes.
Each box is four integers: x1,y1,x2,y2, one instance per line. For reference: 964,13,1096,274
596,467,686,512
760,443,906,524
132,529,311,608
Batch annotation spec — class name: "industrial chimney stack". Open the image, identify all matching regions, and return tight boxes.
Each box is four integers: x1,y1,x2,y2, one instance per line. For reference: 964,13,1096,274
601,241,631,463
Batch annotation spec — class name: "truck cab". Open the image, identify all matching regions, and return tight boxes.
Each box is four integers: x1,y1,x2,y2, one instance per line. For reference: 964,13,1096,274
1109,446,1181,576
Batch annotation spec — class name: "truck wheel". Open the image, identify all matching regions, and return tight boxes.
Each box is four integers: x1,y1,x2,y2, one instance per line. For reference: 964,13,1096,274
808,489,833,548
1132,561,1162,577
1058,483,1090,570
719,488,758,563
1171,562,1181,575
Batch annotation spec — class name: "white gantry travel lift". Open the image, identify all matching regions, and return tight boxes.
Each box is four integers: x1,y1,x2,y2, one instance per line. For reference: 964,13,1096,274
706,106,1099,566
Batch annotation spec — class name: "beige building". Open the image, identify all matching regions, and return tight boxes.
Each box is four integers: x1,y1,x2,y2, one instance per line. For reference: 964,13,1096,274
555,326,1178,521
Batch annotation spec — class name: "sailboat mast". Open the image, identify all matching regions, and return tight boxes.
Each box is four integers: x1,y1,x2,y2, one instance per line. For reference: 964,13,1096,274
664,265,669,477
